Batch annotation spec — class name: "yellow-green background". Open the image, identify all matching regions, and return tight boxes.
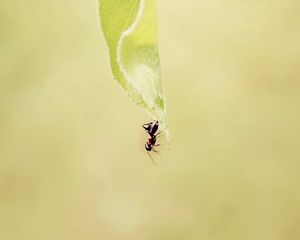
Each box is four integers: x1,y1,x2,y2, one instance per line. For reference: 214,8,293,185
1,0,299,239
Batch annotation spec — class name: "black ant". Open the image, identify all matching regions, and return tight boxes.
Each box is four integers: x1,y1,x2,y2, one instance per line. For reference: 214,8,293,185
142,120,162,163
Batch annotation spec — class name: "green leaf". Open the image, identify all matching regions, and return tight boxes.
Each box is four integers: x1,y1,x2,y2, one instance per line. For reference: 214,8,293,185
99,0,168,136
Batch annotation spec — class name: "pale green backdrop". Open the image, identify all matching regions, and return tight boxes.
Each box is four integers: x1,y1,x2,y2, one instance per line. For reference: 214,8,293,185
0,0,299,239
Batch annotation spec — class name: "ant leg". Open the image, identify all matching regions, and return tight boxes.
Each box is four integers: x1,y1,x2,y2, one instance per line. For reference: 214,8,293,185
155,126,169,137
152,149,161,156
147,151,157,165
156,131,163,137
155,132,165,140
142,123,151,131
154,143,170,149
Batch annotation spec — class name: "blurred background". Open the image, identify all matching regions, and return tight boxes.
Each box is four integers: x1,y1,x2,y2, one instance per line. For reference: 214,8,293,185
1,0,300,239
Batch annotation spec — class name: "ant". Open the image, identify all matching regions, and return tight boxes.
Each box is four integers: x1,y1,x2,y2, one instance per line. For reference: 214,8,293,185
142,120,162,163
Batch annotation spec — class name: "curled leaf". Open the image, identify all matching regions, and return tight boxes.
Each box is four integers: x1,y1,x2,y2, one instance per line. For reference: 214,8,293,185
99,0,168,136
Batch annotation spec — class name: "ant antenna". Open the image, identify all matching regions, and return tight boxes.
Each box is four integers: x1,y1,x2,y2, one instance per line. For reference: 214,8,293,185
146,151,157,165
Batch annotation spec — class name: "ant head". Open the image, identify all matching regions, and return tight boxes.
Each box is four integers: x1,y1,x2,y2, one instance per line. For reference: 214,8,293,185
145,144,151,151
